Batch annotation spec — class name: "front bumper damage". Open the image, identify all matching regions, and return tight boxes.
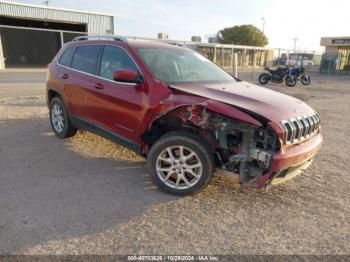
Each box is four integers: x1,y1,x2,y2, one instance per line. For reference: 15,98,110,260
244,133,323,189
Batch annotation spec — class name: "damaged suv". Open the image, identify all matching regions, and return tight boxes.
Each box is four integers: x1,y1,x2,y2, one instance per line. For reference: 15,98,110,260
47,36,322,195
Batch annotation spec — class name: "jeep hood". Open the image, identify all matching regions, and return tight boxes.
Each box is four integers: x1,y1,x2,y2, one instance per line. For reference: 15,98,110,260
170,80,315,122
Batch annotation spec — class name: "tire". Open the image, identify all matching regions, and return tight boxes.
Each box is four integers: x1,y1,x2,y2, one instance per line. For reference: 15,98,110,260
258,73,270,84
285,76,297,87
49,97,77,138
147,131,214,195
301,75,311,85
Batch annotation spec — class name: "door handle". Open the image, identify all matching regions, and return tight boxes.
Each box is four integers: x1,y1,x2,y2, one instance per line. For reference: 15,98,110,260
61,74,69,79
93,83,105,89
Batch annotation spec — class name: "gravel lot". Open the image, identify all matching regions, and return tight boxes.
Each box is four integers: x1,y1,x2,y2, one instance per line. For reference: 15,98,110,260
0,71,349,255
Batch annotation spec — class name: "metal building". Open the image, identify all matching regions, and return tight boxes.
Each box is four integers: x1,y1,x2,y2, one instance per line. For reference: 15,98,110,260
0,1,115,68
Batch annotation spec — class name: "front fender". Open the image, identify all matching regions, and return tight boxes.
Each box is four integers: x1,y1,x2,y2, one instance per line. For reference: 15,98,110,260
203,99,262,127
140,94,262,134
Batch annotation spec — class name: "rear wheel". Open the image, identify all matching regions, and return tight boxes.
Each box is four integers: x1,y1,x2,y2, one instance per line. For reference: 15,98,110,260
147,131,214,195
286,76,297,87
258,73,270,84
301,75,311,85
49,97,77,138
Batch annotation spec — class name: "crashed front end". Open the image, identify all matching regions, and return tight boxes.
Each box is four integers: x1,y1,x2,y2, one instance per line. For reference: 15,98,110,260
155,81,323,189
208,110,323,188
145,88,323,189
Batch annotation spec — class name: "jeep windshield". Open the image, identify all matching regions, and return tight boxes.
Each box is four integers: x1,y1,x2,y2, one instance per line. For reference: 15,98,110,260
136,47,236,84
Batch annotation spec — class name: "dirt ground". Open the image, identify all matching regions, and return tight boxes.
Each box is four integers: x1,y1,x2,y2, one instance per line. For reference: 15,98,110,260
0,72,349,255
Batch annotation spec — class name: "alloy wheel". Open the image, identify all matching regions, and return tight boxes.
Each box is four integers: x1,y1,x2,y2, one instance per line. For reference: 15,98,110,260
156,145,203,190
51,103,65,133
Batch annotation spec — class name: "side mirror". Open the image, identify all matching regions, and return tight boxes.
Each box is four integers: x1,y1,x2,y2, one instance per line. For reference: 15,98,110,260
113,70,141,84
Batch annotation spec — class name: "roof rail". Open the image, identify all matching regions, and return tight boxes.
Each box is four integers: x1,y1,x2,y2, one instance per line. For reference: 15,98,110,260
147,39,186,48
72,35,128,43
160,40,185,47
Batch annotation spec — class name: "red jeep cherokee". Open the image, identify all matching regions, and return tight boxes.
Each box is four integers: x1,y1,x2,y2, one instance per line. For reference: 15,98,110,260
47,36,322,195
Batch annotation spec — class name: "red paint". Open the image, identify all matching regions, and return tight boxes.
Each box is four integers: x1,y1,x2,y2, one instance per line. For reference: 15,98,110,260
113,69,138,82
47,39,322,189
170,81,316,122
253,133,323,188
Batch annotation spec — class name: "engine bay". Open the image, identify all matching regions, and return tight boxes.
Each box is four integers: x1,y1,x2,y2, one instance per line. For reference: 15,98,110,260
209,112,279,183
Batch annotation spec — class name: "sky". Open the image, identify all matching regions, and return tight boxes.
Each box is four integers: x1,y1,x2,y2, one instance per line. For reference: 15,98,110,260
12,0,350,51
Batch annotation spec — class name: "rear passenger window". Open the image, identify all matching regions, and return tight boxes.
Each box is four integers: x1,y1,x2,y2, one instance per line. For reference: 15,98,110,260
99,45,139,80
58,47,76,67
71,45,102,74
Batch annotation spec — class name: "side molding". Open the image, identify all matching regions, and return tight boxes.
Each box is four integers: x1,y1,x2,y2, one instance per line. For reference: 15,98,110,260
70,115,143,156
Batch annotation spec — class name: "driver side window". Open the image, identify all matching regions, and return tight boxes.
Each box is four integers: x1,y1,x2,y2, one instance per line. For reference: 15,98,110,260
99,45,139,81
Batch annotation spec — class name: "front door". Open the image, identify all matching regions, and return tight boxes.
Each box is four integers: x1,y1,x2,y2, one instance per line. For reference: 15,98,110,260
87,45,146,142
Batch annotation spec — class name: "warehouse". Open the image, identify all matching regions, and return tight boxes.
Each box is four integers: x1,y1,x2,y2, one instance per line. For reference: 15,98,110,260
0,1,115,68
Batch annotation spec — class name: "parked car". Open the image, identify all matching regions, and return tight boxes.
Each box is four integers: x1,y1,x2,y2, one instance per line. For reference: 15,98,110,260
46,36,322,195
274,57,287,65
286,58,314,68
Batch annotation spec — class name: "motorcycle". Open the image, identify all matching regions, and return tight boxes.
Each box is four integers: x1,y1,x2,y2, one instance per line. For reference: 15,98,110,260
259,66,297,87
290,66,311,85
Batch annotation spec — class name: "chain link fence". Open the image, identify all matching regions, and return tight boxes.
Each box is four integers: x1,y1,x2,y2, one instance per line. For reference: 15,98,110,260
0,25,86,68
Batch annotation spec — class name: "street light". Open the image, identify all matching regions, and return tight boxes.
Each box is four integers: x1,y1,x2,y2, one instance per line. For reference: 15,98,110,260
261,17,265,34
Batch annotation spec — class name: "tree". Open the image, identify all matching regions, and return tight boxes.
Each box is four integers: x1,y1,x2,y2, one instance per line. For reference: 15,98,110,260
217,25,268,47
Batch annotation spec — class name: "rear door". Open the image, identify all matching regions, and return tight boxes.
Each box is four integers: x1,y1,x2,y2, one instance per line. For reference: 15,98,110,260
64,45,103,120
87,45,146,142
56,46,76,103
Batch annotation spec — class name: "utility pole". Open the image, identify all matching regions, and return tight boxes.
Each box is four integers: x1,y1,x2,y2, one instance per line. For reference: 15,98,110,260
43,0,50,6
291,36,299,65
292,36,298,53
261,17,265,34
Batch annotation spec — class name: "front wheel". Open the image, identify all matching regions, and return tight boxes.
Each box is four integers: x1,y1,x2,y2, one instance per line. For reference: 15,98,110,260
49,97,77,138
285,76,297,87
147,131,214,195
258,73,270,84
301,75,311,85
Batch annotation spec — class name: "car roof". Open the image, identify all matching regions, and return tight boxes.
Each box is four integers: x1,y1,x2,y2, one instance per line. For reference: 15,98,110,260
127,40,185,49
64,38,186,50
